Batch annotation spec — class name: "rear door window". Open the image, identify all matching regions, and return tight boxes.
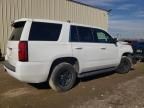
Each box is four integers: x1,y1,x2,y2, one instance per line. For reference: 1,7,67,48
77,26,94,42
10,21,26,41
29,22,62,41
70,25,94,42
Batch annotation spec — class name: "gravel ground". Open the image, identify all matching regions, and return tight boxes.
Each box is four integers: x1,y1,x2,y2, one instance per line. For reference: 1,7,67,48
72,76,144,108
0,62,144,108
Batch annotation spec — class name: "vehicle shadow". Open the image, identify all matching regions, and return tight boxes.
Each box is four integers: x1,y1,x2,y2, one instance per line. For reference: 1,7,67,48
29,82,51,90
80,71,116,82
79,66,135,82
29,71,115,90
131,68,135,71
29,69,134,90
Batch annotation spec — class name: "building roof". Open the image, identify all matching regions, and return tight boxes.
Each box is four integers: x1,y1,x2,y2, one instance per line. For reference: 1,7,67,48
68,0,111,12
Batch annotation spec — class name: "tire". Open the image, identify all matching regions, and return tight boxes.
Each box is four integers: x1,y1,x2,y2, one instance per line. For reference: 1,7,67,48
49,62,77,92
132,57,138,65
141,58,144,62
116,56,132,74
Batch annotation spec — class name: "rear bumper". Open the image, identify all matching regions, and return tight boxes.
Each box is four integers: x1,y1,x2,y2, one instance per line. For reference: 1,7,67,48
3,61,51,83
3,61,15,72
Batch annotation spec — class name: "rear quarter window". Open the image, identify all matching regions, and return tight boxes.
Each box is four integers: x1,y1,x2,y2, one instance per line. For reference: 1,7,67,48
29,22,62,41
10,21,26,41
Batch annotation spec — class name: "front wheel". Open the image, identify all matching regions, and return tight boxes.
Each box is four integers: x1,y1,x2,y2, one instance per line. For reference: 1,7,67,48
116,56,132,74
141,58,144,62
49,63,77,92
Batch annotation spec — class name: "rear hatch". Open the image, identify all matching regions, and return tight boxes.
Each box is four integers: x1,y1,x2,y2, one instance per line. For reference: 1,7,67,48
6,21,26,66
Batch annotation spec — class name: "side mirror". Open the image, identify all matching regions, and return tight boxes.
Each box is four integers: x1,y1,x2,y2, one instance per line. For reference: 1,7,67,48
113,38,118,43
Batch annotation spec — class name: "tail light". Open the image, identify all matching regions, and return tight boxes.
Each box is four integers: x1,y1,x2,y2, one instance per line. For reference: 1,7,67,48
18,41,28,62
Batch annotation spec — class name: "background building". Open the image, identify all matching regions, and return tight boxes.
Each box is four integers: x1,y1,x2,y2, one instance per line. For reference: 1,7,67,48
0,0,109,56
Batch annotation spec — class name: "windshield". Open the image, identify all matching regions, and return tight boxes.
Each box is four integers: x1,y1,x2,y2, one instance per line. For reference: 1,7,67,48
9,21,26,41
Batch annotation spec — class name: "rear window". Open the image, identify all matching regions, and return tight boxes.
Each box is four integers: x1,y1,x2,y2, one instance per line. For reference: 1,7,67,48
10,21,26,41
29,22,62,41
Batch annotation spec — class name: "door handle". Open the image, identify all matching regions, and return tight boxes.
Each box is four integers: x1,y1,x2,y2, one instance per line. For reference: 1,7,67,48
75,47,83,50
8,48,12,50
101,48,106,50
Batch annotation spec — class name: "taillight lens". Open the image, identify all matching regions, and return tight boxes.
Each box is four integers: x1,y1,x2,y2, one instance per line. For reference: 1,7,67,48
18,41,28,62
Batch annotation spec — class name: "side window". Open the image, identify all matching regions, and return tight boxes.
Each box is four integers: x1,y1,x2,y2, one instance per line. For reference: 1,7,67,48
97,32,109,43
93,29,113,43
77,26,93,42
10,21,26,41
70,26,79,42
29,22,62,41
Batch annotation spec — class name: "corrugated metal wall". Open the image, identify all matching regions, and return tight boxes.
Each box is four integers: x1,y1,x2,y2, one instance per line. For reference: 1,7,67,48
0,0,108,55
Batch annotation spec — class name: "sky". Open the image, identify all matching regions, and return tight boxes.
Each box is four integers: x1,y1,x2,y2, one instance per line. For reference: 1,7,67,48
75,0,144,39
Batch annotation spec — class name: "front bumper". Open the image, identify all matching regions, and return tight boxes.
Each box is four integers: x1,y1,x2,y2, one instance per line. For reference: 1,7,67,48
3,61,50,83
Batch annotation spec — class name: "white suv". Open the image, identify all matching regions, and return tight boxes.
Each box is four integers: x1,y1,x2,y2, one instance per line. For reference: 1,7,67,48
3,18,133,92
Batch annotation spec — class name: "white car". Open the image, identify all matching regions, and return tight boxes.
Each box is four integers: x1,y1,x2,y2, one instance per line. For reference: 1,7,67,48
3,18,133,92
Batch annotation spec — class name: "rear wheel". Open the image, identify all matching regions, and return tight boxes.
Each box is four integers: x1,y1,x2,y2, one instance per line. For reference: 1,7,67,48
49,63,77,92
116,56,132,74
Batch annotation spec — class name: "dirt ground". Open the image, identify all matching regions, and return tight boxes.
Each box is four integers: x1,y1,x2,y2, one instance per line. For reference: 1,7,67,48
0,62,144,108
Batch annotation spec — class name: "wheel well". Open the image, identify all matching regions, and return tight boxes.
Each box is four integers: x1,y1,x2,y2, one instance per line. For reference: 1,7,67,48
48,57,79,80
122,53,136,64
122,52,133,57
